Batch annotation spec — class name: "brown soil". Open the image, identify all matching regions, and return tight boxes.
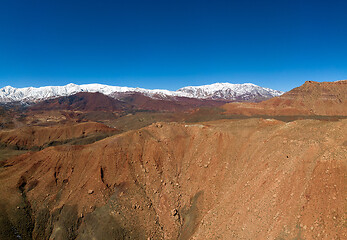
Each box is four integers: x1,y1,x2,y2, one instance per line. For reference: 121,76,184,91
0,118,345,239
0,122,118,150
0,149,28,166
223,80,347,116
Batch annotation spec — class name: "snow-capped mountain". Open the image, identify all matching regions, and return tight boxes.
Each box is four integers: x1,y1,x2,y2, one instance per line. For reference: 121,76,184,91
177,83,283,101
0,83,283,103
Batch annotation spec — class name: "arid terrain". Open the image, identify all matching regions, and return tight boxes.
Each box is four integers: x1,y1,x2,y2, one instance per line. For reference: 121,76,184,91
222,80,347,116
0,81,346,240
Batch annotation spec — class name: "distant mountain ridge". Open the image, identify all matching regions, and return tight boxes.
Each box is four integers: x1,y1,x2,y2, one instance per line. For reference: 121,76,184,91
28,92,230,112
0,82,283,103
177,83,283,101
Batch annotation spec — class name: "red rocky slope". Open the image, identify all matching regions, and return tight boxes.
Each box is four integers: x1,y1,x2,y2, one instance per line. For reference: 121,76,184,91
0,118,345,239
223,80,347,116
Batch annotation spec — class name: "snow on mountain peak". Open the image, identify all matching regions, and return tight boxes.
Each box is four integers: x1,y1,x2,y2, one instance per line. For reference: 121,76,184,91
0,82,283,103
177,82,283,100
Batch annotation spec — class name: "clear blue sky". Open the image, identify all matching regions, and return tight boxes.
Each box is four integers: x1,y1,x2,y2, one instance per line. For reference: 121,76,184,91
0,0,346,91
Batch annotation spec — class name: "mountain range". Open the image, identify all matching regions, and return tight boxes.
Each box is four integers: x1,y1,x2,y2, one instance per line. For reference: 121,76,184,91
0,82,283,103
0,80,346,239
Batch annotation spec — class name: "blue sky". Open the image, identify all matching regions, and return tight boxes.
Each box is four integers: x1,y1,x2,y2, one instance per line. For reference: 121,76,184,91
0,0,346,91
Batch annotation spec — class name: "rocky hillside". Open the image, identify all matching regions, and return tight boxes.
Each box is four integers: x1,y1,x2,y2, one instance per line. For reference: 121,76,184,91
222,80,347,116
111,92,228,112
0,122,118,150
0,118,345,239
29,92,127,112
28,92,228,113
